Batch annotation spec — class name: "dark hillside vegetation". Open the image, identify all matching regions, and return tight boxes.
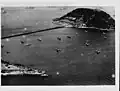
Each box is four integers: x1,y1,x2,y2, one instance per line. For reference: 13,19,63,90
53,8,115,29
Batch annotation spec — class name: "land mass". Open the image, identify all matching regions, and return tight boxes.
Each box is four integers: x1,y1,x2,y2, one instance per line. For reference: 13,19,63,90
52,8,115,30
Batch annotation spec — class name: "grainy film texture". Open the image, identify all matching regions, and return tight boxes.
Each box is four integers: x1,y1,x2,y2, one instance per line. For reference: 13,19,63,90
1,6,115,85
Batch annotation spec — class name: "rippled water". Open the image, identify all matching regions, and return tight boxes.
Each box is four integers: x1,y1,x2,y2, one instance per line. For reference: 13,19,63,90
1,28,115,85
1,7,115,85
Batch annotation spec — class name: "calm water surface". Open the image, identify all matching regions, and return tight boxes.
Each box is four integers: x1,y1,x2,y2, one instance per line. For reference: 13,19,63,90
1,7,115,85
1,28,115,85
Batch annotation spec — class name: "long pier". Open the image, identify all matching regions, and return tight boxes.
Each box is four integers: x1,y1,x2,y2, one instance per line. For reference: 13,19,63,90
1,25,114,40
1,26,65,39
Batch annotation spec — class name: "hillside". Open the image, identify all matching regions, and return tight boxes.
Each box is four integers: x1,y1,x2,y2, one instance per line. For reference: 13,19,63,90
53,8,115,30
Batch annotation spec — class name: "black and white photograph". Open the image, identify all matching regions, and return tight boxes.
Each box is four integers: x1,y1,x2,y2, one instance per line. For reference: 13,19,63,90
1,6,115,86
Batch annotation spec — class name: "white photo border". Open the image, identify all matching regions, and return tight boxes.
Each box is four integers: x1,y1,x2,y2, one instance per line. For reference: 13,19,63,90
0,0,119,91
